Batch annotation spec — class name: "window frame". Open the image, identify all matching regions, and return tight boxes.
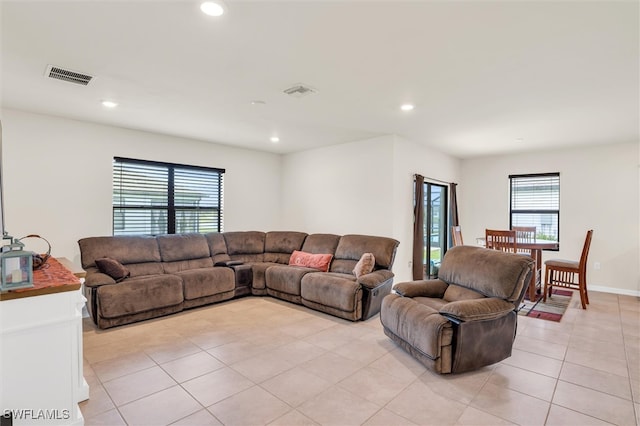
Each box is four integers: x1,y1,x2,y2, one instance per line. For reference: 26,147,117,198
112,157,225,236
509,172,560,249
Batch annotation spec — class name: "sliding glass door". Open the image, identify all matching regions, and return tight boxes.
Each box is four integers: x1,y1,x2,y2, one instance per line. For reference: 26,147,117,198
422,182,448,278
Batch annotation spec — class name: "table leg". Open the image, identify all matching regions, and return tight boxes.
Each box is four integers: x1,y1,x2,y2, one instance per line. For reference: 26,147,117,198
528,249,542,301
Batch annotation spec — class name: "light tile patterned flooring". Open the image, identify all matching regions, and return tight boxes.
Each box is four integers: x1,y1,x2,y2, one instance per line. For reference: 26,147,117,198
81,291,640,425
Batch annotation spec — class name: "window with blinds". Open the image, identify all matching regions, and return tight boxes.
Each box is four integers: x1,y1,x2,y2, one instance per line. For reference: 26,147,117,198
509,173,559,244
113,157,224,236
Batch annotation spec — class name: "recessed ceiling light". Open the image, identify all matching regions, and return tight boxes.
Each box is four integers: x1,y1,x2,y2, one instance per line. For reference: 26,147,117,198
400,104,415,111
101,100,118,108
200,1,225,16
251,100,266,106
270,136,280,143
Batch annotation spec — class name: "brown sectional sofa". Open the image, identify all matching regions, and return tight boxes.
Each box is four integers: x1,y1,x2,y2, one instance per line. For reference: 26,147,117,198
78,231,399,329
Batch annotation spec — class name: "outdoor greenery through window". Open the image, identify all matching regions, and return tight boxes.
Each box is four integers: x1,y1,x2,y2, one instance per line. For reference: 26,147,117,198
509,173,559,244
113,157,224,236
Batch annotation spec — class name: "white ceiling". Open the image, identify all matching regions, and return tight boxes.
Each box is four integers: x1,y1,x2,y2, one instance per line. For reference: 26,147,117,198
2,0,638,158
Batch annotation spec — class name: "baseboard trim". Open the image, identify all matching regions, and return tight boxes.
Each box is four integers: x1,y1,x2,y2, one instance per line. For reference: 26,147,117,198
589,285,640,298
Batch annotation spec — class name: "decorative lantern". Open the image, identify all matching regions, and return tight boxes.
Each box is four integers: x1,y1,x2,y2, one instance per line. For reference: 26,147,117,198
0,235,34,291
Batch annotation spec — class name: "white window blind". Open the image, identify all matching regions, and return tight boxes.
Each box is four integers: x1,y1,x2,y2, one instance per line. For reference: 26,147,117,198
509,173,560,243
113,157,224,236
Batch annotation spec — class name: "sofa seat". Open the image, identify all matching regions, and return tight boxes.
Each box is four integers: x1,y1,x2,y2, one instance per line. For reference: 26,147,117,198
95,274,183,328
266,265,317,303
175,267,235,300
246,262,280,294
301,272,362,321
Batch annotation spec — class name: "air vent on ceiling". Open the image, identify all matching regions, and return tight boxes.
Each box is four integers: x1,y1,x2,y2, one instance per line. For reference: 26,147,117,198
283,83,317,98
44,65,94,86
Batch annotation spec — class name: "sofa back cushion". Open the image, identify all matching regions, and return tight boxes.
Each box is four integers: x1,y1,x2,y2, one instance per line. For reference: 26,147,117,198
301,234,341,255
438,246,534,303
205,232,232,264
443,283,485,302
330,234,399,274
263,231,308,263
78,236,164,277
158,233,213,273
223,231,265,263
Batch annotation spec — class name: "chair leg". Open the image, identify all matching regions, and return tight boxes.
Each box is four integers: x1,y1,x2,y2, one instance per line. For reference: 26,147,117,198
543,269,551,302
580,276,589,308
579,286,587,309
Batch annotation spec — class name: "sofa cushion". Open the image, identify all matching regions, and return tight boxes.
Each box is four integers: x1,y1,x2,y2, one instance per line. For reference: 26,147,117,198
289,250,333,272
331,234,399,274
158,233,215,273
97,274,183,319
380,294,453,360
175,267,235,300
301,233,341,254
78,235,161,269
443,284,485,303
439,298,515,322
205,232,232,264
126,262,165,277
157,233,211,262
95,257,130,282
413,296,448,311
263,231,307,263
438,246,533,302
301,272,360,313
353,253,375,278
249,262,280,289
224,231,265,263
266,265,315,296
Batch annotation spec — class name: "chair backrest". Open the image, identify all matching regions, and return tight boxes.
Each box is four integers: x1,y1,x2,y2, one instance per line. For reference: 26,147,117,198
451,226,464,246
512,226,536,243
485,229,517,253
438,245,534,305
512,226,535,255
579,230,594,273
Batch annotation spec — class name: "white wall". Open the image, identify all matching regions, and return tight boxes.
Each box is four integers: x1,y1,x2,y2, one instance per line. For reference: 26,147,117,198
460,142,640,295
281,134,461,283
281,135,395,236
0,109,283,266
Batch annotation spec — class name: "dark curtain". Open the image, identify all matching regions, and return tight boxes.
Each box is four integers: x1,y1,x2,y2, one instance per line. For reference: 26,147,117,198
450,183,459,226
412,174,425,280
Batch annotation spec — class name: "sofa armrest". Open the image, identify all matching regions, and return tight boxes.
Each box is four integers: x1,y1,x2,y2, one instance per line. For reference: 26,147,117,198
439,298,515,322
84,272,116,288
393,279,448,298
358,270,394,289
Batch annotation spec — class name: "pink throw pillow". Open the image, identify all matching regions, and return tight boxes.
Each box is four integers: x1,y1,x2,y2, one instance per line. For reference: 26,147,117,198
289,250,333,272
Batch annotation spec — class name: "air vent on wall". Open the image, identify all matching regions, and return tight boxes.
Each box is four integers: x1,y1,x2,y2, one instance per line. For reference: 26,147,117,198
44,65,94,86
283,83,317,98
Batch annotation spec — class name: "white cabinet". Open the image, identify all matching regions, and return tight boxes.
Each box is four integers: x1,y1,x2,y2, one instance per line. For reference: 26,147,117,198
0,288,88,425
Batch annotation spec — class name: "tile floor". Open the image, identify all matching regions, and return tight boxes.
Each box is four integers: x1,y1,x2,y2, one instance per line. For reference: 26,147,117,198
80,291,640,425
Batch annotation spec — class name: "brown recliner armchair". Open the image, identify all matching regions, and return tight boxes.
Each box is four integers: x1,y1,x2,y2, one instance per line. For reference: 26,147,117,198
380,245,534,374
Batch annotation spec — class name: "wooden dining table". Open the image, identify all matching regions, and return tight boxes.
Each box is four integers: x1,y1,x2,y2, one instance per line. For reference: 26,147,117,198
517,240,559,301
476,238,559,301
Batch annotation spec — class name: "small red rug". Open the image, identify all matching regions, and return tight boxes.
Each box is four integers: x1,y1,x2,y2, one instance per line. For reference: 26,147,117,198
518,289,573,322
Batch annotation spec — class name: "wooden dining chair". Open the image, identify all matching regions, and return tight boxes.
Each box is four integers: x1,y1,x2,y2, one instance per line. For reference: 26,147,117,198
485,229,517,253
544,230,593,309
512,226,536,254
512,226,540,283
451,226,464,246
